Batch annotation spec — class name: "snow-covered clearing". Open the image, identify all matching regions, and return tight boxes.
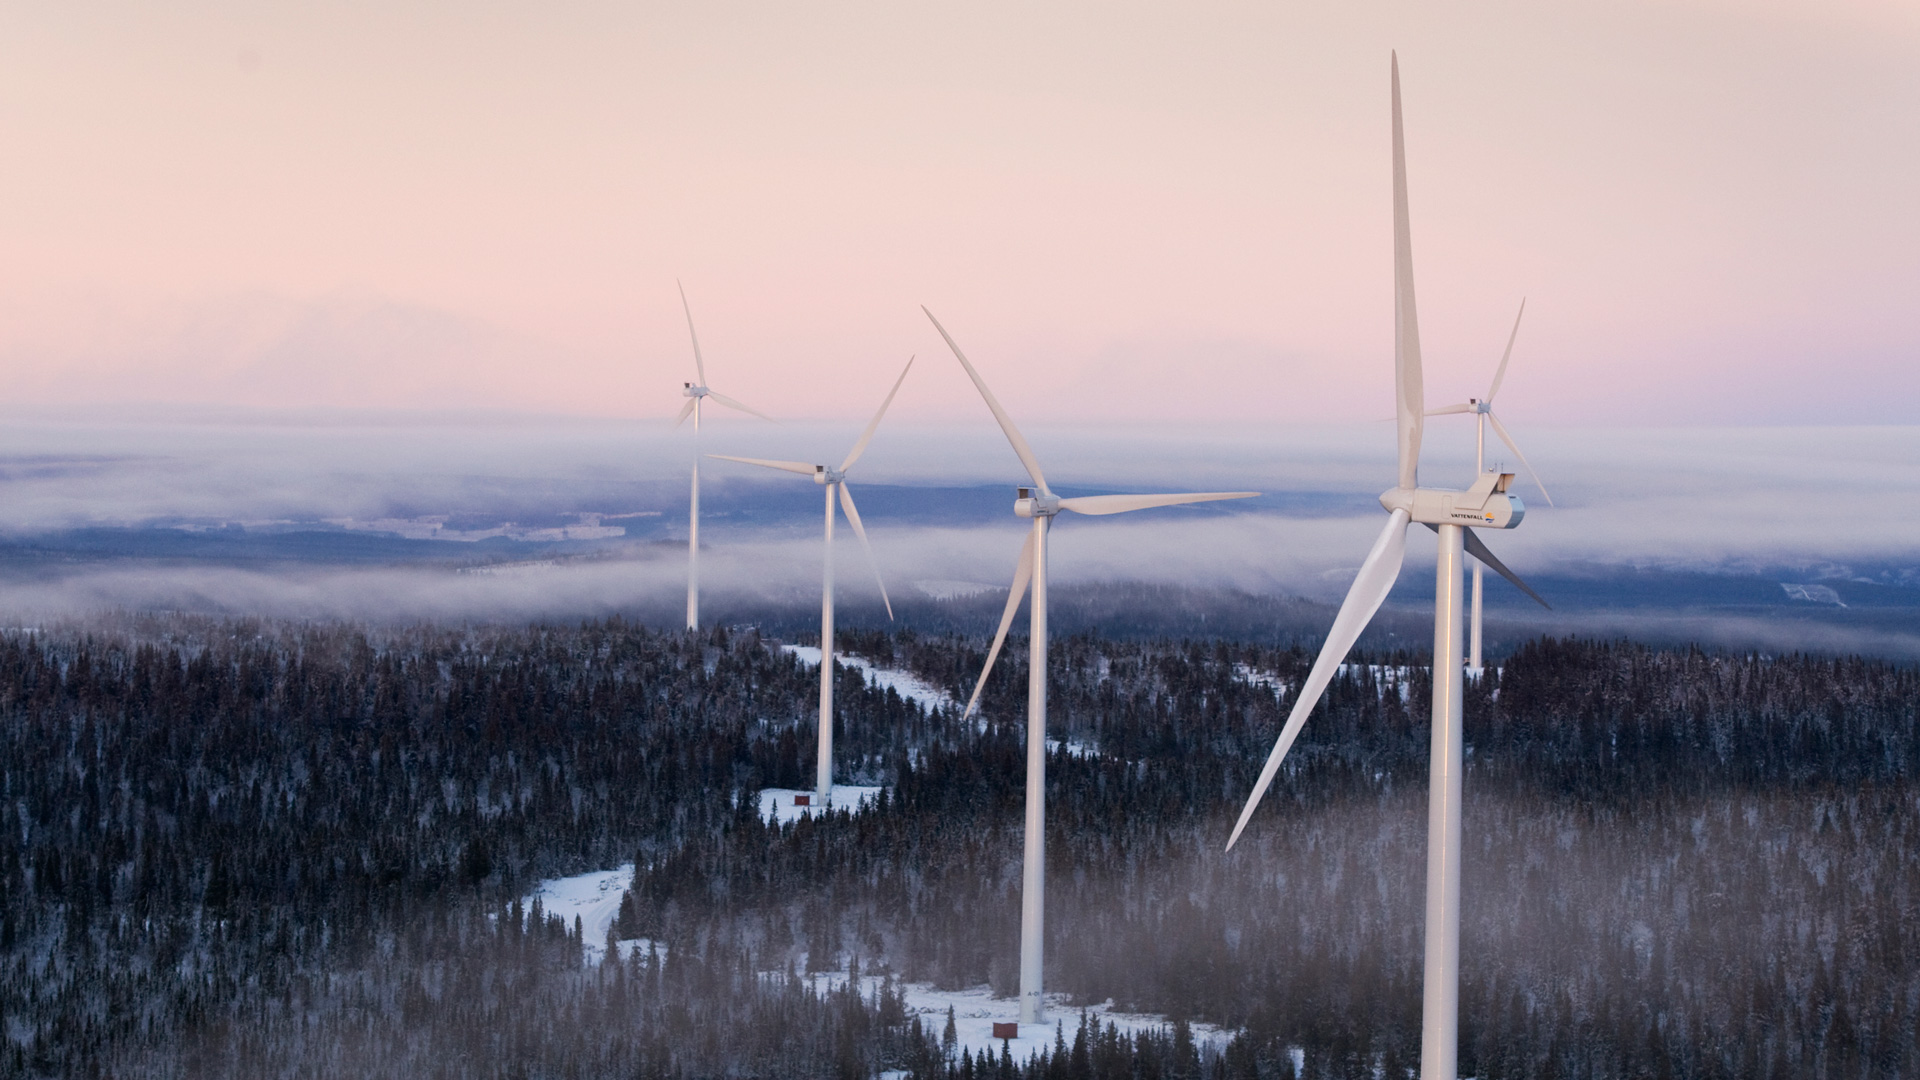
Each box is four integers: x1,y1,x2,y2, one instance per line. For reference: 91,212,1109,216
527,869,1232,1061
1232,663,1289,699
758,784,885,825
781,645,957,714
1045,736,1094,759
520,864,663,966
1236,663,1430,705
780,644,1098,758
801,970,1231,1062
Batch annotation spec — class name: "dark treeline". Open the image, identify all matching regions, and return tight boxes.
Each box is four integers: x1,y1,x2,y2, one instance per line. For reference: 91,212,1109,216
3,618,1918,1078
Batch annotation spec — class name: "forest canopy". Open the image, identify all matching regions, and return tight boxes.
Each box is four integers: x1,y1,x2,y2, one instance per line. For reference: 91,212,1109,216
2,616,1915,1078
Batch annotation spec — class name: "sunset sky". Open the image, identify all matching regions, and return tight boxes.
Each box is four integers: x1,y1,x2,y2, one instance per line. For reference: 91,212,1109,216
0,0,1914,425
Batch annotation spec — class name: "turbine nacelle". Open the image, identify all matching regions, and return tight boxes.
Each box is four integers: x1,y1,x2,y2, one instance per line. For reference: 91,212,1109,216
1379,471,1526,529
683,382,709,399
1014,487,1061,518
815,465,846,486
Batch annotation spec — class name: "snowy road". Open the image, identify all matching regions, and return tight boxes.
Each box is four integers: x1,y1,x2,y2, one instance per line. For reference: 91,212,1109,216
781,644,957,713
526,867,1230,1062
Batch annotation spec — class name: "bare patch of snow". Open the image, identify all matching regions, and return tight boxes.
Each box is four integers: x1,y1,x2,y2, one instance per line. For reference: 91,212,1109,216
781,645,957,714
759,784,885,825
521,865,658,967
524,869,1232,1050
801,969,1232,1062
519,867,668,967
1232,663,1289,699
1045,736,1095,759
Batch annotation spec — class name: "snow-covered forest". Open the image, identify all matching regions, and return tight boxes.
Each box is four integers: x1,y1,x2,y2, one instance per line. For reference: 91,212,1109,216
2,616,1916,1078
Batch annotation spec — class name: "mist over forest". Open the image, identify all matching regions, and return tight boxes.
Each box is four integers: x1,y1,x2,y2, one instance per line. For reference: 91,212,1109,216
4,415,1919,1077
3,414,1918,658
3,613,1915,1078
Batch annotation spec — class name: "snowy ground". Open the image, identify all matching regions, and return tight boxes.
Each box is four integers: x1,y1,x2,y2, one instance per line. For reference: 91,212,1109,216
758,784,885,825
802,969,1232,1063
1336,662,1417,702
782,643,1095,758
781,644,957,713
1045,735,1094,758
521,864,661,966
526,867,1232,1062
1232,663,1289,699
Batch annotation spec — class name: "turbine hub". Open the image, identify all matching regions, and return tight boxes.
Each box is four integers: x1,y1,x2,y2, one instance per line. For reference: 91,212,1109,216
1473,399,1492,414
1014,487,1060,518
683,383,709,399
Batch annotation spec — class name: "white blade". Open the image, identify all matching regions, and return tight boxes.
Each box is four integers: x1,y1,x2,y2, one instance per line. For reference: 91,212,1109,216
842,356,915,472
963,530,1036,719
677,280,707,386
1424,403,1475,417
922,307,1049,493
1485,411,1553,506
1391,53,1424,492
837,482,893,620
706,390,774,422
707,454,817,476
1226,508,1410,851
1459,527,1550,610
673,398,696,428
1057,491,1258,516
1485,298,1526,403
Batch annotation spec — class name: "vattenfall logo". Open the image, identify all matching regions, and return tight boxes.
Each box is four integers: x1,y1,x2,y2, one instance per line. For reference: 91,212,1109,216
1450,509,1495,522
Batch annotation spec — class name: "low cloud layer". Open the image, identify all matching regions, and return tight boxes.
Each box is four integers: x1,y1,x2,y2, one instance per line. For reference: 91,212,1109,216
0,411,1915,653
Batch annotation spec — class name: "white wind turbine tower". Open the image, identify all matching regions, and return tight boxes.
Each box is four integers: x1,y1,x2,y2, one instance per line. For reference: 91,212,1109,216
672,282,773,631
1427,300,1553,672
708,356,915,801
1225,54,1548,1080
926,307,1257,1026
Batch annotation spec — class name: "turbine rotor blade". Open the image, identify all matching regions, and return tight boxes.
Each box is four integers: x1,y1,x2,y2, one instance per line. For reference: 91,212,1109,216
842,356,915,472
1455,527,1550,610
964,531,1036,720
1485,411,1553,506
706,454,817,476
838,482,893,620
1057,491,1258,516
1226,508,1411,851
673,398,697,428
706,391,774,422
1486,298,1526,403
1391,53,1425,492
922,307,1049,493
677,280,707,386
1424,403,1475,416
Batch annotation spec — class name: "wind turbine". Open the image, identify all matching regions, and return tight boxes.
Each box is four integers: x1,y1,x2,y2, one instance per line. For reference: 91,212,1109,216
1225,54,1548,1080
926,306,1257,1026
1427,300,1553,672
672,282,772,631
708,356,915,801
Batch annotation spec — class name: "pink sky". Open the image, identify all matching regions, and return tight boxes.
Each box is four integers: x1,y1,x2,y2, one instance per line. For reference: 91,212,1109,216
0,0,1914,424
